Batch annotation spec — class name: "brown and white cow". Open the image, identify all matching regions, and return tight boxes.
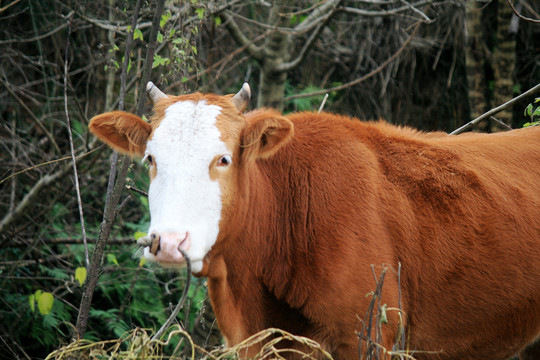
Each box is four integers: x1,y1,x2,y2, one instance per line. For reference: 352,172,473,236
89,83,540,360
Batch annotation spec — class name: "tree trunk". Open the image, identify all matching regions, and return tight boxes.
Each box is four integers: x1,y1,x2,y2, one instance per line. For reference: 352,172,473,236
465,0,488,126
492,0,516,128
258,31,290,109
257,0,289,109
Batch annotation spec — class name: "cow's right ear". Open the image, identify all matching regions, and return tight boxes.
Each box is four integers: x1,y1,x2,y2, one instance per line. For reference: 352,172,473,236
89,111,151,157
241,110,294,161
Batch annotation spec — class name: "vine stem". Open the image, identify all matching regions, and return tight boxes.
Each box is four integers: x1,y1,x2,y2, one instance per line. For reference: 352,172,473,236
151,248,192,341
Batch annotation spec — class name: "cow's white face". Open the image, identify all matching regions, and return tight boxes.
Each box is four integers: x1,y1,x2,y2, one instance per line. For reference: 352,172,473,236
143,100,230,273
89,83,294,276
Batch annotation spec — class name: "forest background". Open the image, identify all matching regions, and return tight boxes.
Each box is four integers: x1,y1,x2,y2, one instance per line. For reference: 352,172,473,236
0,0,539,359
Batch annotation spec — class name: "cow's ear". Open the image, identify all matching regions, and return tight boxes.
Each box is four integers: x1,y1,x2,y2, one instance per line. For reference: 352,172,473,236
242,112,294,160
89,111,151,157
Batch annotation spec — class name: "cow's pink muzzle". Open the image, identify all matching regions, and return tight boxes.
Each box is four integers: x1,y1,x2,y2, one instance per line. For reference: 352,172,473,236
137,231,191,264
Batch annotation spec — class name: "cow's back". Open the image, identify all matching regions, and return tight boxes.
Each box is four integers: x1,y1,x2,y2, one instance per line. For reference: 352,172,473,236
268,114,540,359
365,123,540,359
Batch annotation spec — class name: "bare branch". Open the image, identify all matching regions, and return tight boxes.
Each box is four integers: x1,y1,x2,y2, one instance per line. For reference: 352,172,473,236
5,238,135,247
0,76,61,153
340,0,434,19
0,164,72,234
0,0,22,14
0,22,68,44
220,10,264,62
285,22,421,101
294,0,342,34
277,5,338,72
63,8,89,267
450,82,540,135
506,0,540,23
277,23,324,72
151,248,191,340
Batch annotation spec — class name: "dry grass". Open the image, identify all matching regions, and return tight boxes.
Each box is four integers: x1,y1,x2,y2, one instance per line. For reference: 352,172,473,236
45,326,334,360
47,264,423,360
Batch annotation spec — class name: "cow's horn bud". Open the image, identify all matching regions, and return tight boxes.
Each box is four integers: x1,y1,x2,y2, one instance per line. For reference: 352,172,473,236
146,81,167,103
232,83,251,112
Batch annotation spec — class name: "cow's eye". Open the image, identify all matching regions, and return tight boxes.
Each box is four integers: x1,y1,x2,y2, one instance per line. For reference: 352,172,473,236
217,155,232,167
143,154,154,166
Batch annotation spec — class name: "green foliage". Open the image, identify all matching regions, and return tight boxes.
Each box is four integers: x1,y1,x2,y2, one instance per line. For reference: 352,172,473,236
523,97,540,127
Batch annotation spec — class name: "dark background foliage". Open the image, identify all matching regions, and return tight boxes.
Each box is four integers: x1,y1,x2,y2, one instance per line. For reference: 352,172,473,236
0,0,538,358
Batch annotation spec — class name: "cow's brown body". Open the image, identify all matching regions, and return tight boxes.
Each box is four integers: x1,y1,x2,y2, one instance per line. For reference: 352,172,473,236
205,111,540,359
89,88,540,360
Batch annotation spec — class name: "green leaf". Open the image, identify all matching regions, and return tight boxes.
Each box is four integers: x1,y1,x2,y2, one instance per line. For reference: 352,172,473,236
138,257,147,267
160,11,171,28
195,8,204,19
37,292,54,315
134,231,147,240
29,294,35,312
157,31,163,43
134,28,143,41
213,15,222,26
152,54,170,69
107,253,119,266
75,267,87,287
525,103,533,117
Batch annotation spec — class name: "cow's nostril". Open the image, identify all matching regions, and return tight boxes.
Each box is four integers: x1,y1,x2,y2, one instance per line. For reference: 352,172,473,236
150,232,161,255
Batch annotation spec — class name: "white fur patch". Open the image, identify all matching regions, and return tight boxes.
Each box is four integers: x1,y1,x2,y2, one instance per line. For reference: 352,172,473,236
144,100,227,273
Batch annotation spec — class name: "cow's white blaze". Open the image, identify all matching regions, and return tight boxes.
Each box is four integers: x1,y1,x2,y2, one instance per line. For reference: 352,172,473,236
144,100,228,273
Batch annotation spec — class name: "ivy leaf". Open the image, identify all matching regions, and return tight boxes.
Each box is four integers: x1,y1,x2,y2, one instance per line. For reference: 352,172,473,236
75,267,87,287
107,253,119,266
29,294,35,313
133,28,143,41
195,8,204,19
37,292,54,315
157,31,163,44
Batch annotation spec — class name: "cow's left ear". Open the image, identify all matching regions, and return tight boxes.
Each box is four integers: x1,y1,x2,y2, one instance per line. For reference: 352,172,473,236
241,112,294,160
89,111,151,157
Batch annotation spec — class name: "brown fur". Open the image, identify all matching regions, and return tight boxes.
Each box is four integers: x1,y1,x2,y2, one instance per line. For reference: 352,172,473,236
89,95,540,360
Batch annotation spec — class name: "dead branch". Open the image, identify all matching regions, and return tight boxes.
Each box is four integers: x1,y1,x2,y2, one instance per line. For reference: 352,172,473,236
63,6,89,266
506,0,540,23
450,82,540,135
285,22,421,101
220,10,264,62
0,164,72,234
4,237,135,247
74,0,148,339
151,247,192,341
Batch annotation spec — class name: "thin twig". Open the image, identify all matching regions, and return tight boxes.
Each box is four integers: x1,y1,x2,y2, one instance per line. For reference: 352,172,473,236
506,0,540,23
125,185,148,197
285,22,422,101
318,94,329,113
152,247,192,341
450,82,540,135
63,6,89,267
74,0,146,339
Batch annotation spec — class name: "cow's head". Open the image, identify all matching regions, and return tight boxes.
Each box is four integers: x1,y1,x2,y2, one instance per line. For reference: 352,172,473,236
89,83,293,274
